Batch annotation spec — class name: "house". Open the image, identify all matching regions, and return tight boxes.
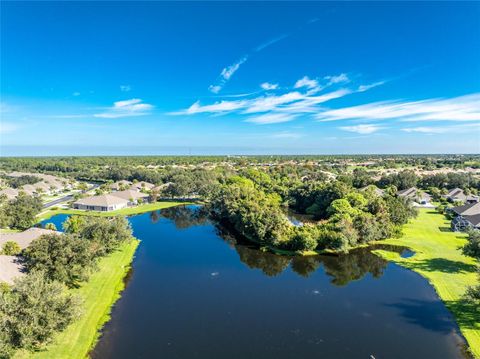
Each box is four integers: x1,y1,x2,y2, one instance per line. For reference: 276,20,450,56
397,187,418,199
450,202,480,231
444,188,479,204
130,181,155,191
109,190,150,205
0,188,19,200
109,180,133,191
360,185,385,197
73,194,129,211
444,188,467,202
397,187,431,205
0,227,61,249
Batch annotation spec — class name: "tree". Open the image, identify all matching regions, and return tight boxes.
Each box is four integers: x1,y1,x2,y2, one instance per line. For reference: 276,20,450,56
0,271,81,355
4,193,43,230
44,222,57,231
1,241,21,256
23,233,95,287
463,230,480,259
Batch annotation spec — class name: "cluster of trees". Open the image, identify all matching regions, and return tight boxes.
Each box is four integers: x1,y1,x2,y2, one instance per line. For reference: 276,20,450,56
463,231,480,304
0,216,134,357
0,174,40,189
209,174,417,253
0,193,43,230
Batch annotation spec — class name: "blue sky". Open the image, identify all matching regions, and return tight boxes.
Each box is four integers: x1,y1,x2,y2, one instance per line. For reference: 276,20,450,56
1,1,479,155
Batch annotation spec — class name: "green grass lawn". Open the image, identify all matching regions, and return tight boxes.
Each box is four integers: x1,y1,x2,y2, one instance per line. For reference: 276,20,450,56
37,201,191,222
373,208,480,358
14,239,140,359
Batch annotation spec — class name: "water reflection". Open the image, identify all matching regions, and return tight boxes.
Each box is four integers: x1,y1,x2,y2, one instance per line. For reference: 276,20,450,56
156,205,409,285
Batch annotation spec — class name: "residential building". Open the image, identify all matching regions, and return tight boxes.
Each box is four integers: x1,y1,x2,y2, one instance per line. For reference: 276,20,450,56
130,181,155,191
397,187,431,204
444,188,479,204
450,202,480,231
73,194,129,211
109,190,150,205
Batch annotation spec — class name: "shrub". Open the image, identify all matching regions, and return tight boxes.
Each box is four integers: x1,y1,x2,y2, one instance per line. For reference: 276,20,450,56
1,241,21,256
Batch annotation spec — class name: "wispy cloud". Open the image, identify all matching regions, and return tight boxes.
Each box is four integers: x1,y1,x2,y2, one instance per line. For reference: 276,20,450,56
245,113,298,125
339,124,383,134
317,93,480,122
324,73,350,85
94,98,153,118
120,85,131,92
260,82,279,90
402,123,480,134
174,74,379,121
209,55,249,94
72,92,81,97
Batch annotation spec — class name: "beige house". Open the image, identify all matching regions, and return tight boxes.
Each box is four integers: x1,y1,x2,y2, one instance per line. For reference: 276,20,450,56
73,194,129,211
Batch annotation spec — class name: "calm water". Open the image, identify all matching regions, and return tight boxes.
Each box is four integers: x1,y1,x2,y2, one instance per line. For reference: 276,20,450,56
43,207,466,359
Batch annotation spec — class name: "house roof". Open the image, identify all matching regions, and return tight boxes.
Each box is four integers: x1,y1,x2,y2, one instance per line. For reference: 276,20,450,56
130,181,155,190
111,190,149,201
360,185,385,197
0,255,25,285
0,188,19,200
451,202,480,216
464,214,480,227
446,188,467,200
110,180,133,190
74,194,129,207
397,187,417,197
0,227,61,249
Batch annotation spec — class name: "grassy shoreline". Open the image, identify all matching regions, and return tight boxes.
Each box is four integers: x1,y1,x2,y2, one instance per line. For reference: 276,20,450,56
373,208,479,358
14,239,139,359
37,201,192,222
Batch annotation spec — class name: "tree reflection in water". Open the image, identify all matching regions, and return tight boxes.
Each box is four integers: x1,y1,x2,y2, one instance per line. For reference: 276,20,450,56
153,205,403,285
151,205,209,229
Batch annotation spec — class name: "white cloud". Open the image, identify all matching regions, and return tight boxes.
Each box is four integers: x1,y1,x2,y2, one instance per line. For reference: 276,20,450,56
120,85,131,92
94,98,153,118
402,126,448,134
243,92,304,113
72,92,81,96
357,81,385,92
325,73,350,85
208,85,222,94
260,82,279,90
209,56,249,93
0,121,18,134
245,113,298,125
317,93,480,122
294,76,319,90
402,123,480,134
339,124,383,134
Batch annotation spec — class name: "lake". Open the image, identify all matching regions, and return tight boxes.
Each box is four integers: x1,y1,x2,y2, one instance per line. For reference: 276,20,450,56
42,206,467,358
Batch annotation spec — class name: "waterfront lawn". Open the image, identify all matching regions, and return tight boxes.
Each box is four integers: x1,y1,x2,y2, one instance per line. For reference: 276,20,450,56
14,239,139,359
373,208,480,358
37,201,191,222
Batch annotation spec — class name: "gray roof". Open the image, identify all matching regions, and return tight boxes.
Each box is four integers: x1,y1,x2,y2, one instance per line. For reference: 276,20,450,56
0,227,61,249
397,187,417,198
451,202,480,216
130,181,155,190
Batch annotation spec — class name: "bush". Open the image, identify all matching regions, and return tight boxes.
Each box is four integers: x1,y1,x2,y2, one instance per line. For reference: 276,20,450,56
1,241,21,256
463,230,480,259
